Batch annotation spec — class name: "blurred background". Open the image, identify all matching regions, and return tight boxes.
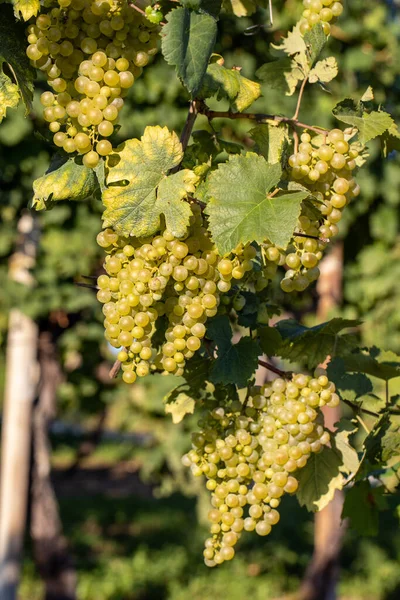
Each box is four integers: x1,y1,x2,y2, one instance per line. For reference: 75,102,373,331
1,1,400,598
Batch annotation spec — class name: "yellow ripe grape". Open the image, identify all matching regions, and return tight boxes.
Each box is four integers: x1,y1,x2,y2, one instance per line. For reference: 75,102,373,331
83,150,100,168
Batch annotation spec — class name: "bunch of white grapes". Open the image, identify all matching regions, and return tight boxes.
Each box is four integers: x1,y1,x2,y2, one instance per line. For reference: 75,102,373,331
277,129,360,293
26,0,159,168
96,204,257,383
182,372,339,566
300,0,343,35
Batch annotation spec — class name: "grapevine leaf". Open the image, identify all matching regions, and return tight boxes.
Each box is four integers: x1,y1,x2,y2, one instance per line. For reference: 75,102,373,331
309,56,338,84
296,447,343,512
341,348,400,382
381,122,400,157
200,62,261,111
102,126,184,237
0,5,35,114
361,86,374,102
32,155,99,210
206,154,307,255
342,481,387,536
206,315,261,388
165,392,195,424
156,170,199,238
332,419,360,475
364,415,400,465
258,326,283,356
276,318,361,369
249,124,289,164
0,70,20,122
333,98,394,145
256,58,303,96
303,23,327,65
327,357,373,402
12,0,39,20
222,0,260,17
161,7,217,96
272,23,306,57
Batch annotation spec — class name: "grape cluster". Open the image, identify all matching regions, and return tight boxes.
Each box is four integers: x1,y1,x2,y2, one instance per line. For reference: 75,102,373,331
183,372,339,566
300,0,343,35
26,0,159,168
96,205,256,383
277,129,360,293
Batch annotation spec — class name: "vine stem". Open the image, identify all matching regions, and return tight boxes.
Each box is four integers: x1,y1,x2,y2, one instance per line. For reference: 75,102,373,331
180,99,200,151
109,359,122,379
199,104,328,135
292,76,308,121
258,359,289,378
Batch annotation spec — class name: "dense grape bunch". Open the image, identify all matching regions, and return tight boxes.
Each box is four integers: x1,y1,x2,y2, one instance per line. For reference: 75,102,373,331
182,372,339,566
300,0,343,35
277,128,361,293
96,205,257,383
25,0,159,168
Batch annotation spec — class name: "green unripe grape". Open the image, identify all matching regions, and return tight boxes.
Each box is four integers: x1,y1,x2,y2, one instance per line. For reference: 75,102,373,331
98,120,114,137
63,138,76,153
103,70,120,87
122,370,137,384
83,151,100,168
103,104,118,121
119,71,134,88
54,132,67,147
97,140,113,156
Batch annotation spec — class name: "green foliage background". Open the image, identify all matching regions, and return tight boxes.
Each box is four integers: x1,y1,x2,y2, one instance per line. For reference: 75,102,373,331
1,0,400,598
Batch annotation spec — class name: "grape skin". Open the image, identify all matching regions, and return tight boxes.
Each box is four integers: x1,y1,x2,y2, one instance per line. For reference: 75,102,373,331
28,0,160,166
182,372,339,566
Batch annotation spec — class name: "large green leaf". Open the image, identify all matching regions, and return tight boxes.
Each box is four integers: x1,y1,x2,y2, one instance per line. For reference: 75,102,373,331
0,5,36,117
327,357,373,402
276,318,361,369
296,447,343,512
32,155,100,210
342,348,400,381
161,7,217,96
207,315,261,388
333,98,393,145
103,126,196,238
206,154,307,255
200,62,261,111
364,415,400,465
342,481,388,536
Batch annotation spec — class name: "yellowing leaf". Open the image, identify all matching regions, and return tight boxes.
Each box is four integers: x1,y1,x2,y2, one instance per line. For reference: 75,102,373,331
165,392,195,423
0,70,20,122
32,155,99,210
222,0,258,17
309,56,338,84
156,170,199,238
361,86,374,102
103,126,185,237
13,0,40,20
272,24,306,57
0,6,36,114
201,62,261,111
